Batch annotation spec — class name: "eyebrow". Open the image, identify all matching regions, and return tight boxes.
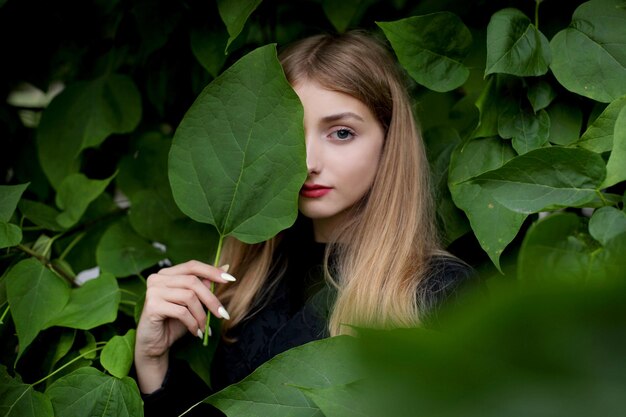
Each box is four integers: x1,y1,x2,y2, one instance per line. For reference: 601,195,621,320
321,112,365,123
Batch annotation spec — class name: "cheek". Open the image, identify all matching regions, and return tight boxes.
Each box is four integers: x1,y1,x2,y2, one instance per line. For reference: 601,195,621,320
337,148,381,192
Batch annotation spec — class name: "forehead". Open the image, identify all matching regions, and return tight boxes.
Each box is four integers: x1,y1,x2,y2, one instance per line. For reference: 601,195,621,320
293,80,374,122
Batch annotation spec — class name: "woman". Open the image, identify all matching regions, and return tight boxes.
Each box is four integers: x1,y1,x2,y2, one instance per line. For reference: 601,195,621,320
135,29,476,416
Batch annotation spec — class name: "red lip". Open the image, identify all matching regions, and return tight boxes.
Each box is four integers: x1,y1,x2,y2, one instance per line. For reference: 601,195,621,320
300,183,332,198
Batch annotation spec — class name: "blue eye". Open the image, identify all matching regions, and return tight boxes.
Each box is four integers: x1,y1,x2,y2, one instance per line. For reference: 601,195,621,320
330,128,355,141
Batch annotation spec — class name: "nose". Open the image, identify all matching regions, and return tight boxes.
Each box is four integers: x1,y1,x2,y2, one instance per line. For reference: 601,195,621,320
305,132,321,175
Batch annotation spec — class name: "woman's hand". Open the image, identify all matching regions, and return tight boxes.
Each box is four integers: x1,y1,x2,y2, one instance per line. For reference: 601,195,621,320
134,260,236,393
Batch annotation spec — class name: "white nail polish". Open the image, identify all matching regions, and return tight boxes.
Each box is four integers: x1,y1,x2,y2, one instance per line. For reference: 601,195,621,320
218,306,231,320
197,329,203,339
220,272,236,282
220,264,230,273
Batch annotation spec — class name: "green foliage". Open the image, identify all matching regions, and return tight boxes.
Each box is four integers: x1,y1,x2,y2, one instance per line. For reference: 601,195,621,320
1,0,624,415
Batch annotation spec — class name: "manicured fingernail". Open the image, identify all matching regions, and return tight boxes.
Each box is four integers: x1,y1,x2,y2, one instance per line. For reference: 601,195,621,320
220,272,236,282
219,264,230,273
218,306,230,320
197,329,203,339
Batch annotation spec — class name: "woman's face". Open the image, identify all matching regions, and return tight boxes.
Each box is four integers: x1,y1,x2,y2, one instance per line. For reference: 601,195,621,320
294,80,385,242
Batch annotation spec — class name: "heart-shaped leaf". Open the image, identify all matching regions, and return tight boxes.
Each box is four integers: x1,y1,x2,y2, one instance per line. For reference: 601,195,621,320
46,367,142,417
485,8,551,77
169,44,306,245
550,0,626,102
100,329,135,379
377,13,472,92
217,0,262,53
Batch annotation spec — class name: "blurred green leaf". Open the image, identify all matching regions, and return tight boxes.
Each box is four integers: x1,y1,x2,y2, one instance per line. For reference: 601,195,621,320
46,273,120,330
424,127,470,244
578,94,626,152
589,206,626,246
550,0,626,102
498,107,550,154
448,137,526,270
37,75,141,188
55,173,116,229
18,200,64,231
527,79,556,112
323,0,373,33
295,381,372,417
472,147,606,214
378,13,472,92
601,106,626,188
169,44,306,244
190,26,229,78
546,100,582,146
0,183,29,221
5,259,71,359
217,0,262,53
46,367,142,417
0,222,21,249
485,8,551,77
0,365,54,417
96,218,163,278
100,329,135,379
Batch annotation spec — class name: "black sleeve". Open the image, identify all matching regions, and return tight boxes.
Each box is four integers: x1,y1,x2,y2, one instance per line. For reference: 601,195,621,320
140,358,224,417
417,256,486,327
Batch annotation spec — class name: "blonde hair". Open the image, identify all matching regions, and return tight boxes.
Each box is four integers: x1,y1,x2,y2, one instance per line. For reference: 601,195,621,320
216,30,441,337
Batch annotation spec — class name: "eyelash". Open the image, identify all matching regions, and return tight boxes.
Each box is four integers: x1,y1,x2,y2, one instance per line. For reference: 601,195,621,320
328,127,356,142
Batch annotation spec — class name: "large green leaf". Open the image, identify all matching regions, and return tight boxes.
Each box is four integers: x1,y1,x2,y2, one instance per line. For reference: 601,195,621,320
217,0,262,53
377,13,472,92
100,329,135,379
578,95,626,152
37,75,141,188
169,44,306,244
0,183,29,221
518,213,626,282
46,272,120,330
205,336,361,417
294,381,372,417
55,173,116,229
96,218,164,278
46,367,143,417
0,365,54,417
485,8,551,77
5,258,71,359
588,206,626,246
471,147,607,214
601,106,626,188
448,137,526,271
550,0,626,103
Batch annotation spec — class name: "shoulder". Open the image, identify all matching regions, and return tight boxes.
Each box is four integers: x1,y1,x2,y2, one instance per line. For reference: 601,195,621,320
416,254,481,325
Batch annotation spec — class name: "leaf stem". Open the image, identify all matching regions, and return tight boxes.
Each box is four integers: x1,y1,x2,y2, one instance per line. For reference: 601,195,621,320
30,346,104,387
0,303,9,324
59,231,86,261
17,244,76,286
203,235,224,346
535,0,542,29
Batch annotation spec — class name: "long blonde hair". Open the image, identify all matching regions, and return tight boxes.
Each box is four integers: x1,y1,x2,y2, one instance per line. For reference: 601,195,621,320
216,30,441,337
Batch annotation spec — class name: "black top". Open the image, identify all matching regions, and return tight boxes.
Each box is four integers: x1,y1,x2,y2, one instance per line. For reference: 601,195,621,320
140,234,478,417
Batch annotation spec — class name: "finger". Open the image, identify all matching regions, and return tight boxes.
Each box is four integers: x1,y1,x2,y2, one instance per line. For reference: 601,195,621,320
147,274,230,320
157,260,236,283
142,289,204,336
156,287,207,328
